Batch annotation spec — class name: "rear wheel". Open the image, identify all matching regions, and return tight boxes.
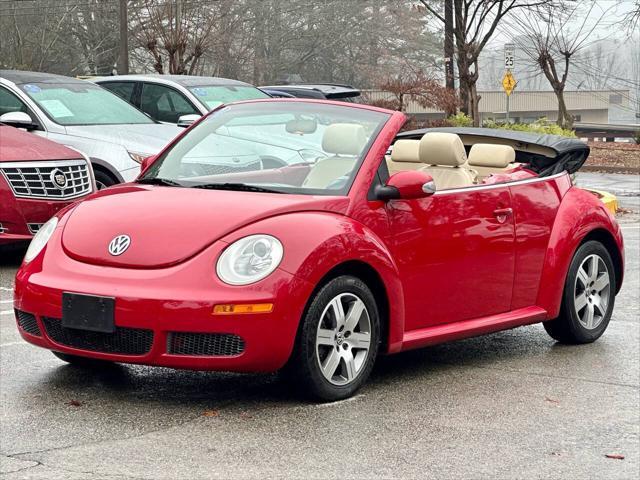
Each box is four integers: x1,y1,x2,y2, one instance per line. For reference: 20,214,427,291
287,275,380,401
52,351,114,367
543,241,616,344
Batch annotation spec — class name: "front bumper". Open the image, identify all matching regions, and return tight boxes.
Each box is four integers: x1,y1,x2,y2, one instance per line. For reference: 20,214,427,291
14,241,313,372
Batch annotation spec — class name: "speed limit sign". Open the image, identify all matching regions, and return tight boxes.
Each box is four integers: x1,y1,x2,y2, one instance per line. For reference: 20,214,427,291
505,44,515,69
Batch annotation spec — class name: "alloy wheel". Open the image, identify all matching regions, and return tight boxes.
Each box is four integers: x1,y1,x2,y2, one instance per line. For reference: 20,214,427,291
574,254,610,330
315,293,371,386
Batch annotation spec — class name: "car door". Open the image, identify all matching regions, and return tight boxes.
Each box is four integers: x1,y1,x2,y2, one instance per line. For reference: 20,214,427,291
388,184,516,331
140,82,199,123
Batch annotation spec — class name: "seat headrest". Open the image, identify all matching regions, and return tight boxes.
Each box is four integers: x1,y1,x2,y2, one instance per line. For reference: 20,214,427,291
391,139,420,163
419,132,467,166
467,143,515,168
322,123,367,155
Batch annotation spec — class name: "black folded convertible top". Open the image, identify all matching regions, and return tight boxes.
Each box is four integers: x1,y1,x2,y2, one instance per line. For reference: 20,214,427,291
397,127,590,175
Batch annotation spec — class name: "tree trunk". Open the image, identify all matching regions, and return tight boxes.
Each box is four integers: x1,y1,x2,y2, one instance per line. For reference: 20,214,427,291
470,83,480,126
555,89,573,129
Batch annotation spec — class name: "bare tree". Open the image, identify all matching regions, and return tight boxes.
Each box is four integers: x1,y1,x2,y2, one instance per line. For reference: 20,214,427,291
132,0,224,75
418,0,552,126
511,1,613,129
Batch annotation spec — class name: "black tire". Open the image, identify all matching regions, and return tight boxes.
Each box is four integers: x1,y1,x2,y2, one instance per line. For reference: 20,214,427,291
287,275,380,402
543,241,616,344
93,169,117,190
52,351,114,367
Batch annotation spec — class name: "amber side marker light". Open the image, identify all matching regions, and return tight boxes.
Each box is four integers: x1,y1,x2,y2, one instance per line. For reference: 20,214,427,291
213,303,274,315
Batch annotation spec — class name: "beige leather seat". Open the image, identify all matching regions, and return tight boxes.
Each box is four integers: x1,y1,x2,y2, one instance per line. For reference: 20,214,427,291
418,132,476,189
302,123,367,189
466,143,516,182
386,139,421,174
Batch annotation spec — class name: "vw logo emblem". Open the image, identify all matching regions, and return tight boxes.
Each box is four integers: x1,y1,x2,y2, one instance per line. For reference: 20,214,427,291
108,234,131,256
49,168,67,189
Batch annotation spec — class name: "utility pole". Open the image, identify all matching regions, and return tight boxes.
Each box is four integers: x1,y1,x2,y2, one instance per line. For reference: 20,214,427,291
444,0,455,115
118,0,129,74
176,0,182,34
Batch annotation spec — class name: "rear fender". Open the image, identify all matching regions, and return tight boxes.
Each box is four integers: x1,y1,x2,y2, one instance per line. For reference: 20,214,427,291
536,186,623,318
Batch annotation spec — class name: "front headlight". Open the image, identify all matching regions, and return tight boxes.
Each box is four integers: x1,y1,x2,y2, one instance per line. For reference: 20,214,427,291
24,217,58,263
128,151,149,164
216,234,283,285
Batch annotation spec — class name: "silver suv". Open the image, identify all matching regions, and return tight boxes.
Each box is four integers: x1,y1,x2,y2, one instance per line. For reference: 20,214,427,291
0,70,182,188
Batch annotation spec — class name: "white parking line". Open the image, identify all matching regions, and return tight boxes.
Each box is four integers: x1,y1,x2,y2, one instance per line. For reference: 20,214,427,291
0,300,13,304
0,287,13,292
0,341,24,347
0,310,14,316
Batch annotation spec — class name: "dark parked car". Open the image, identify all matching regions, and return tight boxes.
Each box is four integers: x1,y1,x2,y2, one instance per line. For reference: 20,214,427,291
259,84,360,102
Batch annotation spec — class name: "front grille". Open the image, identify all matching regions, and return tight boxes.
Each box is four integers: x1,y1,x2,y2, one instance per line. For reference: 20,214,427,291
42,317,153,355
168,332,245,356
27,223,43,235
15,310,42,336
1,160,92,200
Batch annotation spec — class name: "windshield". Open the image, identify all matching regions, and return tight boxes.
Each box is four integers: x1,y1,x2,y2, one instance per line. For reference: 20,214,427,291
187,85,270,110
141,102,389,196
20,82,154,126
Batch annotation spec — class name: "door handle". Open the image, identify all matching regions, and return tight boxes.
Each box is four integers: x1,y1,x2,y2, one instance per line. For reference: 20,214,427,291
493,207,513,223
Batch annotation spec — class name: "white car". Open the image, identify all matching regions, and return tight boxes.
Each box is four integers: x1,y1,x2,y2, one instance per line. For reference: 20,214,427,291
94,74,269,126
0,70,182,188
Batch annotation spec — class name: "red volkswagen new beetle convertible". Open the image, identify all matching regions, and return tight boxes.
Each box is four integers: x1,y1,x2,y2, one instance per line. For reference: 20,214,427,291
13,100,624,401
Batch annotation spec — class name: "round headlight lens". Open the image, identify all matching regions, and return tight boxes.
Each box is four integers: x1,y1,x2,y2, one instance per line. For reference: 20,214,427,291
216,234,283,285
24,216,58,264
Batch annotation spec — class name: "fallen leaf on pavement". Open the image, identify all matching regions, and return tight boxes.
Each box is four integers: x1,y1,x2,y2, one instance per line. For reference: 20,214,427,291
545,397,560,404
202,410,219,417
239,412,253,420
66,400,82,407
605,453,625,460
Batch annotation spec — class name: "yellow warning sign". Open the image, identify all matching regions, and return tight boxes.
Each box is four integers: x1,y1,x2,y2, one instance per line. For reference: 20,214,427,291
502,71,516,96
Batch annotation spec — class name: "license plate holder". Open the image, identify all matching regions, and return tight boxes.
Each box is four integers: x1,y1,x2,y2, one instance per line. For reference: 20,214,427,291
61,292,115,333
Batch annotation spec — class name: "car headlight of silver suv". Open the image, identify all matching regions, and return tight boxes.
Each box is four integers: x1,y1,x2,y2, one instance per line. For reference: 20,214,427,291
216,234,283,285
24,217,58,263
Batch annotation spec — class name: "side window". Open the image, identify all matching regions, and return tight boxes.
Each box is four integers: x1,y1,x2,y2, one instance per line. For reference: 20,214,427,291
140,83,198,123
100,82,136,104
0,86,29,116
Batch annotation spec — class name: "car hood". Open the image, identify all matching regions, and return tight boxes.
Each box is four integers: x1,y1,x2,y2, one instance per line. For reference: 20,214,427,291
61,184,349,268
64,124,181,154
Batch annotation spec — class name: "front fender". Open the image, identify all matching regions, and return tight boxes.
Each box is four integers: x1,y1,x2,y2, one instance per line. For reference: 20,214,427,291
221,212,406,353
536,186,623,318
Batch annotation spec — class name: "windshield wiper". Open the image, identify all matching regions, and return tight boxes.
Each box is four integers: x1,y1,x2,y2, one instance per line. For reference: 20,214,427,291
137,177,183,187
191,182,284,194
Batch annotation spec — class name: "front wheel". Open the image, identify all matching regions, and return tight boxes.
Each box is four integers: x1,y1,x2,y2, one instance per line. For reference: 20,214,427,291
543,241,616,344
287,275,380,402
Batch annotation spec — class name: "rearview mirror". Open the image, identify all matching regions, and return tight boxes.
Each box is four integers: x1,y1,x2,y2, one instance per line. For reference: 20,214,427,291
0,111,37,130
177,114,201,128
375,170,436,201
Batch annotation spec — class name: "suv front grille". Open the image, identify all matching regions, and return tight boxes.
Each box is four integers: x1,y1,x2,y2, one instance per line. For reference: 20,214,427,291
42,317,153,355
15,310,42,336
168,332,245,356
1,160,92,200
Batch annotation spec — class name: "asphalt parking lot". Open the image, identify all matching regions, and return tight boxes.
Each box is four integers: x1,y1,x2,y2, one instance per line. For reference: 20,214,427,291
1,218,638,480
